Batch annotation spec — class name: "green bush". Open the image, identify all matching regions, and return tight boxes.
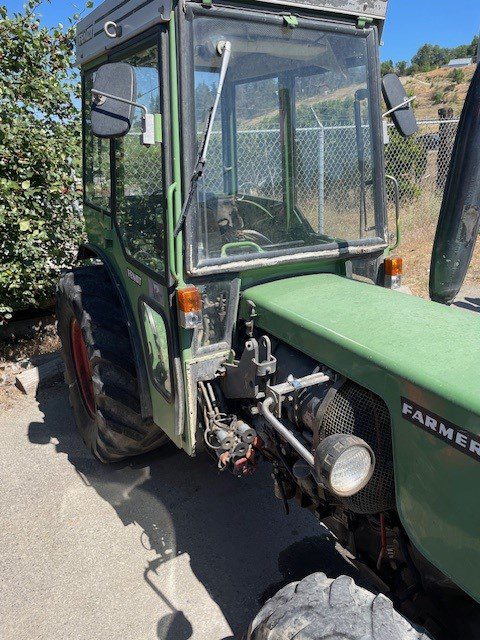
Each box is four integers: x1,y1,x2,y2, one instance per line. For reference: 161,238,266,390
450,68,465,84
0,0,87,323
385,130,428,201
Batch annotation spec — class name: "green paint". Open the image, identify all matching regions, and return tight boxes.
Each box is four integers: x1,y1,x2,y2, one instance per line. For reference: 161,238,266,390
166,182,178,280
154,113,163,143
168,12,185,287
357,16,373,28
239,257,346,289
279,81,295,229
283,14,298,27
100,229,181,448
242,273,480,601
141,301,172,397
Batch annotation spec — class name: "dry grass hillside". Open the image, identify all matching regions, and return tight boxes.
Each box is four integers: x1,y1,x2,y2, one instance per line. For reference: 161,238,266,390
390,65,478,298
402,64,475,120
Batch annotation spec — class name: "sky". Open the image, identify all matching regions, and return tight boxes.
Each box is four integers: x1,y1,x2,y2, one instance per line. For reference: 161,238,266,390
4,0,480,63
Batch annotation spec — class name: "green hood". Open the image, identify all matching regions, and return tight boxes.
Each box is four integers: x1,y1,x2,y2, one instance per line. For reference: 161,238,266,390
243,273,480,414
242,273,480,603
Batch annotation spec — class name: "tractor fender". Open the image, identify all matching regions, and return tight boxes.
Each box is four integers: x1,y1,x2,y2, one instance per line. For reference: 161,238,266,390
76,243,153,421
429,63,480,305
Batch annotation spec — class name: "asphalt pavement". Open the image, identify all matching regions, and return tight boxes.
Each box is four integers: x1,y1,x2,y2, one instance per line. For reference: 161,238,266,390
0,383,357,640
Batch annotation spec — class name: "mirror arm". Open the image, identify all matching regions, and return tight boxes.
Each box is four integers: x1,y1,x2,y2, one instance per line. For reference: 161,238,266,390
92,88,147,117
382,95,416,119
92,89,155,145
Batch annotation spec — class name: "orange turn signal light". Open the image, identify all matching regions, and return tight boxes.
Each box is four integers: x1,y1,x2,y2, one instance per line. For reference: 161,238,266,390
384,257,403,277
177,285,202,313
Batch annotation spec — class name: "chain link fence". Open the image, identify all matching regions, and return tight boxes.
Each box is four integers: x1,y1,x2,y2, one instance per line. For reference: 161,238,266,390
128,115,459,231
202,116,459,240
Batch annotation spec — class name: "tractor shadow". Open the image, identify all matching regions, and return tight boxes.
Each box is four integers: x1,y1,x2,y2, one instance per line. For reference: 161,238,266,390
28,383,361,640
453,296,480,314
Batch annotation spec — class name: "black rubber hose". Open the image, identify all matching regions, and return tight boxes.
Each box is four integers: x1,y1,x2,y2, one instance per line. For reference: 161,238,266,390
430,64,480,305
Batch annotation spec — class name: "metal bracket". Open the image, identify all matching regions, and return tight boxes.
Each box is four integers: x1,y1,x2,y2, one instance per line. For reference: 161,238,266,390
266,372,331,417
245,300,257,337
357,16,373,28
220,336,277,399
282,14,298,28
91,88,159,146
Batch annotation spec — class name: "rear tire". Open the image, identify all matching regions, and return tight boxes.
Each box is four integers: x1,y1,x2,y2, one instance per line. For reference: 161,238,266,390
247,573,432,640
56,264,167,462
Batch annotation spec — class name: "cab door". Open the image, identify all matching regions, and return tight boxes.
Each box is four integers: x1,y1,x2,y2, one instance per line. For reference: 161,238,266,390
109,30,183,446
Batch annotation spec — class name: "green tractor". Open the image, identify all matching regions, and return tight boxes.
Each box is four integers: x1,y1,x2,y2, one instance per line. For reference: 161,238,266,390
57,0,480,636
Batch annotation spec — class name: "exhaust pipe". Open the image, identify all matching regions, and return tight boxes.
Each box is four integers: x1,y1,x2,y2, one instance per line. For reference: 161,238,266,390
429,63,480,305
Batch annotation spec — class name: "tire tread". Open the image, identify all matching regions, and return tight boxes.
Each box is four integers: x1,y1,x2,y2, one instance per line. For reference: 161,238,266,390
248,573,432,640
56,265,167,462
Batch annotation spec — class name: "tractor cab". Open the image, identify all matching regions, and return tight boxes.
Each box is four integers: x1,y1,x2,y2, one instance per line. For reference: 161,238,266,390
76,0,412,455
72,0,432,536
78,0,414,281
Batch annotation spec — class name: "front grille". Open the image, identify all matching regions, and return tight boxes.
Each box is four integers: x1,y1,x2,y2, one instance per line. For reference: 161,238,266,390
321,381,395,514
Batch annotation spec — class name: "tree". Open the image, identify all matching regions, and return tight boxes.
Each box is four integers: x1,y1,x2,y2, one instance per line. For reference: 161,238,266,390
395,61,408,77
411,43,449,72
469,35,479,60
381,59,395,76
0,0,90,322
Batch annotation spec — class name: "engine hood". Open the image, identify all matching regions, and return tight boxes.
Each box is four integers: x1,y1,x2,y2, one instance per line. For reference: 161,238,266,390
242,273,480,414
242,273,480,602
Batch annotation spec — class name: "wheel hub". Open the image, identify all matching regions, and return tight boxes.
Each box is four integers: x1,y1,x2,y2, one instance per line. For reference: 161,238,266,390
70,318,96,418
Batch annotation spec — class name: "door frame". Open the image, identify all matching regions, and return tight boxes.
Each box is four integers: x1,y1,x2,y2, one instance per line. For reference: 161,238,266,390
105,23,187,445
108,25,173,288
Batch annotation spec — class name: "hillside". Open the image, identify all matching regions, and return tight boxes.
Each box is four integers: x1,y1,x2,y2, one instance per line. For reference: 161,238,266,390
401,64,476,121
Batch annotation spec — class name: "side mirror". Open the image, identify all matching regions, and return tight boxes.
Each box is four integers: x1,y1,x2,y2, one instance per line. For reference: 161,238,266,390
381,73,418,138
91,62,137,138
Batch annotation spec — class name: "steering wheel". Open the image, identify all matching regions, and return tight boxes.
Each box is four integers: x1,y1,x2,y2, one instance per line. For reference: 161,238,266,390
239,229,272,244
235,181,259,201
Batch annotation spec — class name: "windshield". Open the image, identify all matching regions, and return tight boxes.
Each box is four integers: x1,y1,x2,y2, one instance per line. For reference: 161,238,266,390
189,11,385,269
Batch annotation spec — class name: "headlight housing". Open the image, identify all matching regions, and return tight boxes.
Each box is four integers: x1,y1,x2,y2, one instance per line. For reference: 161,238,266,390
315,434,375,497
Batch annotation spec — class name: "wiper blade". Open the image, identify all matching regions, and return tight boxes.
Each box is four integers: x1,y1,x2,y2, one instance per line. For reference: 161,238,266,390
173,40,232,237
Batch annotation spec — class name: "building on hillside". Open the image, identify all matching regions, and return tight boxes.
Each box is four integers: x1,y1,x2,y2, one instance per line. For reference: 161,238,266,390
445,57,473,68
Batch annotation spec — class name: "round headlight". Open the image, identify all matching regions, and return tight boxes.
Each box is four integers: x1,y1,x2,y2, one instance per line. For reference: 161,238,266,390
315,434,375,498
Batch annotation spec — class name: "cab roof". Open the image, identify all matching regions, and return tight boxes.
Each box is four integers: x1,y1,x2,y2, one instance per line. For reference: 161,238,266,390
76,0,387,66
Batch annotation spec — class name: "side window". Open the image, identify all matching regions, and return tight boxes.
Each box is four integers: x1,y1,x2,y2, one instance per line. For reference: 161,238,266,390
83,71,111,210
115,45,165,275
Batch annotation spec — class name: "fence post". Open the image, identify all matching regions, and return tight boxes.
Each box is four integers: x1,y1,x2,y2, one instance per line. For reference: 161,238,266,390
317,124,325,233
437,107,455,190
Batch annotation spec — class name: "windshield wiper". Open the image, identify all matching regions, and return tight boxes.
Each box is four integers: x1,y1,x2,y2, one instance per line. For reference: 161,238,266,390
173,40,232,237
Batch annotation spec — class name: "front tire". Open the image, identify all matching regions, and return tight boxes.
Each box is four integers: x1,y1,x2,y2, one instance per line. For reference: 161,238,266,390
56,265,167,462
247,573,432,640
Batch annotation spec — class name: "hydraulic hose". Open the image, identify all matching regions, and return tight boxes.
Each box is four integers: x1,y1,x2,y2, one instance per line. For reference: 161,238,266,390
259,397,315,467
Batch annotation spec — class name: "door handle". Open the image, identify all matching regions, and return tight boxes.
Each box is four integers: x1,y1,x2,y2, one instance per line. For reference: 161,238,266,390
167,182,178,280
